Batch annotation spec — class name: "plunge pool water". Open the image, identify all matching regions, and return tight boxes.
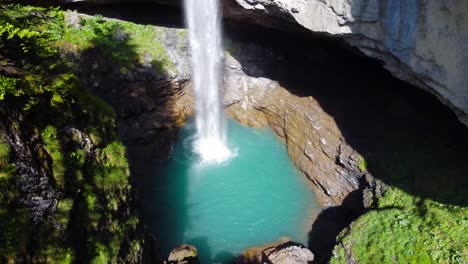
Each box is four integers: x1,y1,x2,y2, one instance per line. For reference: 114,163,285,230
143,119,319,263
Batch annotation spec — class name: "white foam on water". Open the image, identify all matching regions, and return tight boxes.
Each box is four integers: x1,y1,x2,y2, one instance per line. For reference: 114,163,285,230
184,0,235,165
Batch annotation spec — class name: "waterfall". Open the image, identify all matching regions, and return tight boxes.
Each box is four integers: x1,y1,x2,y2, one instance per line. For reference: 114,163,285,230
184,0,234,164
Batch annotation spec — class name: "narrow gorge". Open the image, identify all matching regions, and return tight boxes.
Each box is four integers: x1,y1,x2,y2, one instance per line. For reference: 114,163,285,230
0,1,467,264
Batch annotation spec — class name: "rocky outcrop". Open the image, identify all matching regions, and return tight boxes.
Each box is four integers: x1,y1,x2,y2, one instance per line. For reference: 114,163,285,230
224,72,363,206
236,238,314,264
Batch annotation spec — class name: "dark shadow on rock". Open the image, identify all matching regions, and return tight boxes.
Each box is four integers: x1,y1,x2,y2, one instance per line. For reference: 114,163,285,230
307,175,366,264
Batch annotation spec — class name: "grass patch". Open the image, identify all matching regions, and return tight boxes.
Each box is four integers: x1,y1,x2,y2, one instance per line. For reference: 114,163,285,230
331,187,468,264
59,14,174,74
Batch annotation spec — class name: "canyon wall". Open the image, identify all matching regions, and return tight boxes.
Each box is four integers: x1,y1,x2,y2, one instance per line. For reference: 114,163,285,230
51,0,468,127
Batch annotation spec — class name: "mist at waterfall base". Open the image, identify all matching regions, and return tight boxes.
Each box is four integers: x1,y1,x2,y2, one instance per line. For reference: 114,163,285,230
185,0,233,164
144,119,319,263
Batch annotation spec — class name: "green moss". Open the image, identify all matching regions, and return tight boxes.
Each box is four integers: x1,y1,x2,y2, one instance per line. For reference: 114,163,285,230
94,141,130,191
56,198,73,227
0,142,10,168
0,77,18,100
41,125,66,188
59,14,174,74
357,155,367,173
84,184,97,211
177,30,188,51
1,4,141,262
332,187,468,264
40,246,73,264
91,242,110,264
69,149,85,168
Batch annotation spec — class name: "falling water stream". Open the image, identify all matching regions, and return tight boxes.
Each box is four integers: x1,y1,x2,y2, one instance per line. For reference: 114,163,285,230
142,1,320,263
184,0,234,164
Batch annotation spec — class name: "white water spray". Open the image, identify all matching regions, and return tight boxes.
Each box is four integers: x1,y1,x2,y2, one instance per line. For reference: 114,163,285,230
184,0,234,164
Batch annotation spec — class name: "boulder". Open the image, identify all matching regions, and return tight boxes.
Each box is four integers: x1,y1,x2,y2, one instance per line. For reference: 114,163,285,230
237,238,314,264
167,244,200,264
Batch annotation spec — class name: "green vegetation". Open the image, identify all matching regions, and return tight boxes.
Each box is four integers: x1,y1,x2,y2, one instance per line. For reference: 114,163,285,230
0,141,14,178
331,187,467,263
357,155,367,173
41,125,66,187
60,14,175,74
0,4,143,262
0,142,9,167
331,126,468,263
94,141,130,192
177,30,188,51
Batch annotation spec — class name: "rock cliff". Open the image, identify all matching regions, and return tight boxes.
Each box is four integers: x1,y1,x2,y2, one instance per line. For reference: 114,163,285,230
223,0,468,127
